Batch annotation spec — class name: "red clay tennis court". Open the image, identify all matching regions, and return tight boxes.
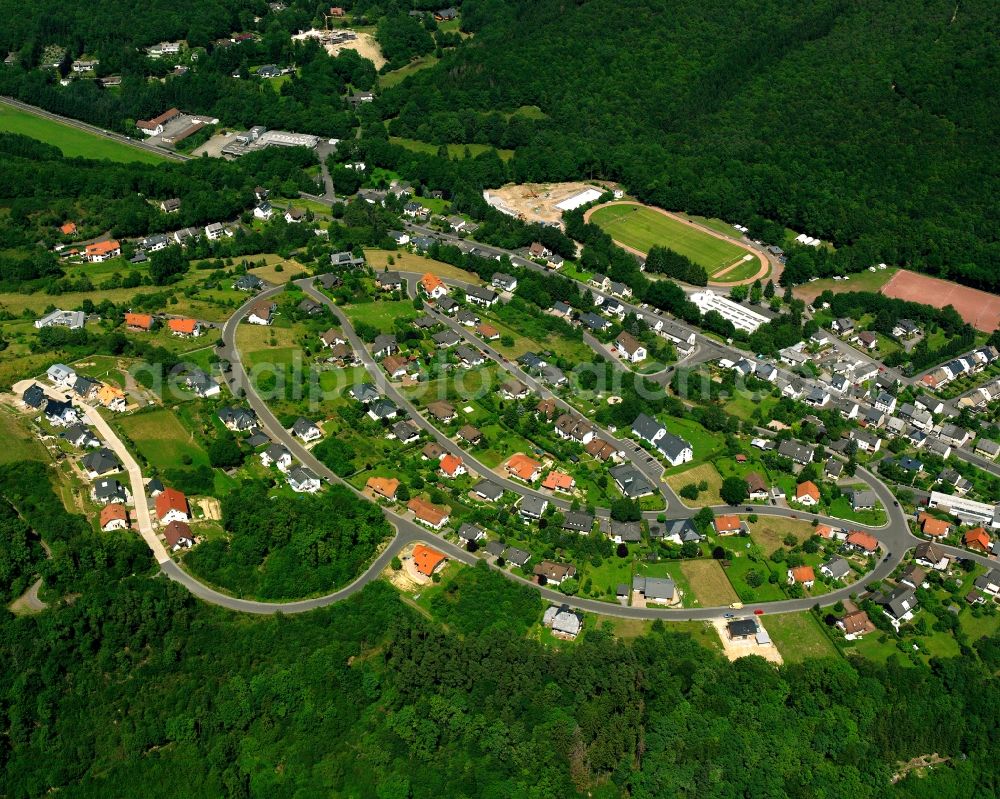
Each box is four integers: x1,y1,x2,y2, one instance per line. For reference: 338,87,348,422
881,269,1000,333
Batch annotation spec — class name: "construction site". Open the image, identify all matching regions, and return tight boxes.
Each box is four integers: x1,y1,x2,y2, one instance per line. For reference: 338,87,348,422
483,181,621,228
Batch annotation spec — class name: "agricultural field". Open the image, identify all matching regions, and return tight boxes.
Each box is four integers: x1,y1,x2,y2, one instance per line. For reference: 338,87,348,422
679,559,740,606
588,203,751,275
765,612,840,662
0,101,168,164
388,136,515,162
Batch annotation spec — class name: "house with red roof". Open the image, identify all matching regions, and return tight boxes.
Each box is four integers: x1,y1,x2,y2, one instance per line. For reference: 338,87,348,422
963,527,990,552
542,470,575,492
787,565,815,588
85,240,121,262
100,503,130,531
505,453,542,483
794,480,820,506
408,497,450,529
167,318,201,337
439,453,466,478
125,312,154,331
713,514,745,536
411,544,447,577
846,530,879,553
155,487,190,524
163,520,194,550
420,272,448,300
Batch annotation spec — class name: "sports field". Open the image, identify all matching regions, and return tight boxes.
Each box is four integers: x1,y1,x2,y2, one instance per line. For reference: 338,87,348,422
0,101,167,164
588,203,750,274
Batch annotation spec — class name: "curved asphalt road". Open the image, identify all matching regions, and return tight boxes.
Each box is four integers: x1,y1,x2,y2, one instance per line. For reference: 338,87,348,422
153,280,996,618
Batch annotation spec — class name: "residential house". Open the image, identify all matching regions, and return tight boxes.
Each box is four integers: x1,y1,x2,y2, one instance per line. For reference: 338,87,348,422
845,531,879,554
963,527,991,552
456,345,485,368
368,399,399,421
632,576,676,604
554,413,595,445
82,448,121,478
432,330,461,348
714,515,746,536
163,520,194,551
21,383,46,410
35,309,86,331
63,424,100,448
848,489,877,511
155,488,190,524
899,564,927,590
372,333,398,358
473,480,504,502
247,300,276,325
167,318,201,337
492,272,518,292
838,610,872,638
820,557,852,581
466,286,499,307
254,202,274,220
533,560,576,586
856,331,878,350
543,605,582,638
93,478,127,504
609,463,653,498
420,272,448,299
375,270,402,291
47,363,77,386
100,503,130,532
562,511,594,534
125,312,154,332
160,198,181,214
656,431,693,467
233,274,265,292
518,495,549,521
787,565,815,588
615,332,647,363
456,424,482,445
427,400,457,423
287,466,322,493
726,619,759,640
408,497,450,529
505,453,542,483
260,445,293,471
44,399,79,427
218,406,258,432
391,420,420,444
824,458,844,479
502,547,531,567
919,515,951,539
349,383,380,404
777,439,814,465
476,322,500,340
542,470,575,492
439,453,466,479
914,542,950,570
745,472,769,500
501,379,529,400
878,585,917,622
794,481,820,506
84,240,121,262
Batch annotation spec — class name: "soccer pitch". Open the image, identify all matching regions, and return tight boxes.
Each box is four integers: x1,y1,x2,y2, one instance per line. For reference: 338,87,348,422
589,203,748,273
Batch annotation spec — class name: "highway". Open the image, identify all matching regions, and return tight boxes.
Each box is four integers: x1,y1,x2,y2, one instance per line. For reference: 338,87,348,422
1,96,188,162
144,277,999,620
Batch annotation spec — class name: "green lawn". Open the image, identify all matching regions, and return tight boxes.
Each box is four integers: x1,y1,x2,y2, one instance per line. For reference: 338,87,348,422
0,408,47,466
589,204,748,272
794,268,898,303
0,101,168,164
343,299,417,334
389,136,514,162
380,55,440,87
117,408,209,470
765,612,840,662
722,550,786,602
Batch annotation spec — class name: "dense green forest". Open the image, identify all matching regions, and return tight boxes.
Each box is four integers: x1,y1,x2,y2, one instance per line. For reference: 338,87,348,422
184,481,391,599
378,0,999,290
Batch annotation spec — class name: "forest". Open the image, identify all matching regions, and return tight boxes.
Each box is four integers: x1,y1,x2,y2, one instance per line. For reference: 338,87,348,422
379,0,999,291
184,480,392,599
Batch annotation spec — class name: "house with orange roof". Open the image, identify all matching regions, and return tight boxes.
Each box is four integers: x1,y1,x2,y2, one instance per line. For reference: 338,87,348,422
366,476,399,501
542,470,575,492
794,480,820,506
420,272,448,300
505,453,542,483
408,497,450,529
439,453,466,478
787,565,815,588
713,514,745,536
476,323,500,340
963,527,990,552
100,503,130,531
920,515,951,538
85,240,121,262
59,221,77,236
411,543,447,577
155,487,190,524
846,530,879,553
125,312,154,331
815,523,834,539
97,384,127,412
167,318,201,337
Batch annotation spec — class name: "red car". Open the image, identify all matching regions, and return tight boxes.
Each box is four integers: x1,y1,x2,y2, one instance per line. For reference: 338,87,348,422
753,609,765,616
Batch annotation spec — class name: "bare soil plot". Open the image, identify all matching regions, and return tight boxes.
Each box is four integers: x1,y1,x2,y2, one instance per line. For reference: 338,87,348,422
712,618,784,664
485,181,617,226
293,29,386,69
680,559,740,606
881,268,1000,332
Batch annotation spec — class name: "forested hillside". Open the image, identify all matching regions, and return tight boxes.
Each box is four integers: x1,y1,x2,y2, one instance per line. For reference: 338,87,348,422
384,0,1000,289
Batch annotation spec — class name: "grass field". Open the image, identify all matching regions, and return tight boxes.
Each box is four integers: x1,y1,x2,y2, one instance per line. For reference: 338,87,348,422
747,517,818,555
680,559,740,606
666,462,722,506
118,408,209,470
589,204,747,273
0,101,168,164
379,55,440,87
249,258,308,284
364,249,482,283
794,268,898,303
0,407,47,465
389,136,515,162
342,299,416,333
765,612,840,662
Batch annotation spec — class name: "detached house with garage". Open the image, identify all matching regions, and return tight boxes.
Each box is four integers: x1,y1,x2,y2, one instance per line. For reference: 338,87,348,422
156,488,190,524
615,332,647,363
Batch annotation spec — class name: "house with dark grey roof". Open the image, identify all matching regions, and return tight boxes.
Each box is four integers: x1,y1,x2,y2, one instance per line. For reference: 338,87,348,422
518,495,549,521
663,518,702,543
485,541,505,557
218,406,258,431
473,480,503,502
391,420,420,444
820,557,851,581
632,575,675,603
610,520,642,543
432,330,461,348
63,424,100,448
777,439,814,464
292,417,322,442
368,399,399,420
457,523,486,543
21,383,46,409
82,448,121,477
503,547,531,567
610,463,654,498
372,334,398,358
562,511,594,534
93,478,127,504
631,413,666,445
350,383,380,404
878,585,917,622
655,431,693,466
